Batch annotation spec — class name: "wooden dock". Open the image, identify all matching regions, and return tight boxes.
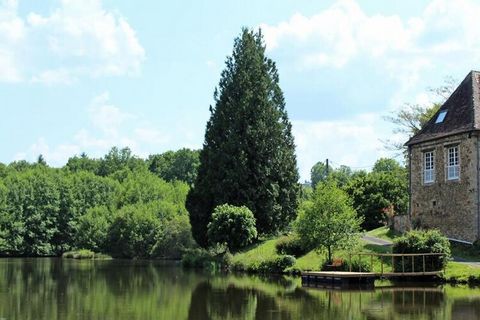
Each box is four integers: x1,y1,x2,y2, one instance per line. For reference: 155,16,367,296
301,252,445,288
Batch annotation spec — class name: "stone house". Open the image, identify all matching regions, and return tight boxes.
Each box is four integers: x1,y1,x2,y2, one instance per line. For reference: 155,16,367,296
405,71,480,244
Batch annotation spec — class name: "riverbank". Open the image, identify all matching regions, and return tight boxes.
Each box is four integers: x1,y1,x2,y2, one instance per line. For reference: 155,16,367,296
230,227,480,285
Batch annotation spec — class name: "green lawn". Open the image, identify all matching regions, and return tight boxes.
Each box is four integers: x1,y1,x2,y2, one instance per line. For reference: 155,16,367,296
450,242,480,262
366,226,400,242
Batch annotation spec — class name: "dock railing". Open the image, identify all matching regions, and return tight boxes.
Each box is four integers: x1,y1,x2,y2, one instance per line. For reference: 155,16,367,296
347,252,447,277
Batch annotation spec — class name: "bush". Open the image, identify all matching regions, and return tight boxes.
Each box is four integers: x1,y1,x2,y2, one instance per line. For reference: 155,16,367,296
275,235,310,257
75,206,112,253
257,255,296,273
207,204,257,252
181,246,232,270
321,258,371,272
181,248,214,268
392,229,451,272
151,215,194,259
62,249,95,259
106,203,160,258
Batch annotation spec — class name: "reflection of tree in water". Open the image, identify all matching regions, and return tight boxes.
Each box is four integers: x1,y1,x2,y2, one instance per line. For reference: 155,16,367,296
361,287,446,319
188,281,296,320
187,279,354,320
452,298,480,320
2,259,480,320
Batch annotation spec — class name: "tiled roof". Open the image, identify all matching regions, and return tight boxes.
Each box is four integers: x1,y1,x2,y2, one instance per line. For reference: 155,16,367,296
405,71,480,146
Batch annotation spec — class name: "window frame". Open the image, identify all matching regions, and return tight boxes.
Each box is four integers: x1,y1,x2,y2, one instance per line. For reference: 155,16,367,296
423,150,435,184
446,145,460,181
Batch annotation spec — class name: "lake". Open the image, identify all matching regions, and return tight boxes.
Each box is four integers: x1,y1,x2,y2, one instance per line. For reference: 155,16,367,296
0,258,479,320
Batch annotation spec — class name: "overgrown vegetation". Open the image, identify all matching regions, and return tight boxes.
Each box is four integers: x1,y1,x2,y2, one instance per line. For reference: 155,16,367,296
392,229,451,272
0,147,196,259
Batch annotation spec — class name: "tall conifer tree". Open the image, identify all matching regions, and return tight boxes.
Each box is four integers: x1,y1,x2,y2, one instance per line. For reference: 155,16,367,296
186,29,299,247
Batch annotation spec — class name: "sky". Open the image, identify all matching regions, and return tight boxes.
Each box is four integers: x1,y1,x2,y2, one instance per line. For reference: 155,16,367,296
1,0,480,181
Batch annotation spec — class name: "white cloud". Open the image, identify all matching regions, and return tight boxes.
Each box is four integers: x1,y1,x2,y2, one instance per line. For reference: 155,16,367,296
15,92,175,166
88,92,134,137
0,0,25,82
0,0,145,84
292,113,394,181
260,0,480,93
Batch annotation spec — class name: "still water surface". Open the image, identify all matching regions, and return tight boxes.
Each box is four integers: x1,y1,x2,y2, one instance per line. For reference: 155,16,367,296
0,258,479,320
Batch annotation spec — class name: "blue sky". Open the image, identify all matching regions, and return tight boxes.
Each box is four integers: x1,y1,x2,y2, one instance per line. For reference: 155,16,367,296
1,0,480,181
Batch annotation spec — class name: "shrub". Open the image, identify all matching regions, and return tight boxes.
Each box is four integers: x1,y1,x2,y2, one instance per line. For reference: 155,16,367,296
181,248,214,268
106,203,160,258
321,258,371,272
151,215,194,259
75,206,112,253
275,235,310,257
207,204,257,252
257,255,296,273
392,229,451,272
181,246,232,270
62,249,94,259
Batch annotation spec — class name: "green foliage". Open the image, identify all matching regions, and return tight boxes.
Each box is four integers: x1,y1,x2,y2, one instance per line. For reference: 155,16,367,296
181,246,232,270
187,28,299,247
275,234,311,257
372,158,402,174
207,204,257,252
65,152,100,173
345,162,408,230
310,162,354,189
97,147,146,177
62,249,95,259
151,214,194,259
392,229,451,272
2,168,61,255
76,206,112,253
310,162,328,189
321,258,371,272
106,202,162,258
148,148,200,185
256,255,296,273
115,168,188,209
0,148,194,258
296,182,362,263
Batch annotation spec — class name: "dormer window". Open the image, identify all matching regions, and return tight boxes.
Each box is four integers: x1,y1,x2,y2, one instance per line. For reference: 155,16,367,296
435,110,447,123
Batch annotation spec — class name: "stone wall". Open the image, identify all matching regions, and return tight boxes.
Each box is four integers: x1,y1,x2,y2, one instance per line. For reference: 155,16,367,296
392,215,411,234
409,132,479,243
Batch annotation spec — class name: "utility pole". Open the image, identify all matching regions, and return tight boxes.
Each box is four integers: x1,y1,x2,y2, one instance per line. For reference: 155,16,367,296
326,158,329,176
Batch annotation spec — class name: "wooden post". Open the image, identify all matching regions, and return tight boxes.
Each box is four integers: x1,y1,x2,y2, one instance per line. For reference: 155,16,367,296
392,255,394,273
349,253,352,272
402,256,405,274
380,256,384,276
412,255,415,272
423,255,426,274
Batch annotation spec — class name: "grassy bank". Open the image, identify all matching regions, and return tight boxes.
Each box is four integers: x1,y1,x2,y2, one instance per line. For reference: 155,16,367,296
231,227,480,284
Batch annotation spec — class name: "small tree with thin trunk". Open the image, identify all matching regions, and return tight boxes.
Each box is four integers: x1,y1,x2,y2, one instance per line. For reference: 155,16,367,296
296,181,362,263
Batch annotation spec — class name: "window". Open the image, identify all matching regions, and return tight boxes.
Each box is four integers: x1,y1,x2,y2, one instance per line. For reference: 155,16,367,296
435,110,447,123
447,146,459,180
424,151,434,184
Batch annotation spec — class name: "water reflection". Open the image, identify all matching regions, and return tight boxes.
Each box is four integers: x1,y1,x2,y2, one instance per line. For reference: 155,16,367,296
0,258,479,320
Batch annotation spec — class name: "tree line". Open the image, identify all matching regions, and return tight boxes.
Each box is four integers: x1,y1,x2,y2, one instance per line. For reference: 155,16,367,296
0,147,199,258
